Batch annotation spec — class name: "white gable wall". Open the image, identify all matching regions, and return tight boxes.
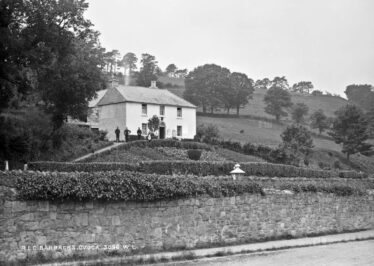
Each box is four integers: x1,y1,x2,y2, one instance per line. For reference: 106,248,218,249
98,103,126,141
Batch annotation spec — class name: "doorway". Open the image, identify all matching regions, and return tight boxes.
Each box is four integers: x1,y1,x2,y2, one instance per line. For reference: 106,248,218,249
159,126,165,139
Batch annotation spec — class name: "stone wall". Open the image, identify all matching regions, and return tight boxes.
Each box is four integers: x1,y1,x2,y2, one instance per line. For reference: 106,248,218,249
1,185,374,263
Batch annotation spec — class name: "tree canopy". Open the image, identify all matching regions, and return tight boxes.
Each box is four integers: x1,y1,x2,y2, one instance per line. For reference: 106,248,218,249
291,103,309,124
263,86,292,121
344,84,374,111
137,53,159,87
329,105,371,160
310,109,329,134
292,81,314,94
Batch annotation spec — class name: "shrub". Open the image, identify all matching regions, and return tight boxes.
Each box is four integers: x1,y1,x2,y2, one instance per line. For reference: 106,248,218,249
196,124,220,142
28,161,139,172
187,149,202,161
13,171,264,201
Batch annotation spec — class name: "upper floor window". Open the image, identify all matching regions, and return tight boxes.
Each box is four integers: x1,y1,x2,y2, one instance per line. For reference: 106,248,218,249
142,104,147,115
160,105,165,116
177,107,182,118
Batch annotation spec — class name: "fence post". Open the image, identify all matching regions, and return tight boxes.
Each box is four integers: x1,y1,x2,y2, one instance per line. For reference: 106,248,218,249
5,160,9,171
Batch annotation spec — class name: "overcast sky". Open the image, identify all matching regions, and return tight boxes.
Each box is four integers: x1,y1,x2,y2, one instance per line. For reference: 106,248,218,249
85,0,374,96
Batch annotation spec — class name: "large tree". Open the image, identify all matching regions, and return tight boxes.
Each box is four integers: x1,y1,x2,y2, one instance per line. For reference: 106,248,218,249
292,81,314,94
344,84,374,111
280,124,314,166
272,76,289,90
184,64,230,113
254,78,272,90
329,105,371,160
0,0,107,128
263,86,292,121
310,109,329,134
228,72,254,115
291,103,309,124
165,63,177,76
137,53,159,87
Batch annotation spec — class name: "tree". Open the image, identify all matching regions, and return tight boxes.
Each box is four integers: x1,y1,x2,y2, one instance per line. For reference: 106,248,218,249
254,78,272,90
165,64,177,76
344,84,374,111
184,64,230,113
272,76,289,90
329,105,372,160
137,53,159,87
311,90,323,96
292,81,314,94
291,103,309,124
229,72,254,115
120,52,137,84
148,115,160,132
175,69,188,78
310,109,329,134
280,124,314,166
366,107,374,137
263,86,292,121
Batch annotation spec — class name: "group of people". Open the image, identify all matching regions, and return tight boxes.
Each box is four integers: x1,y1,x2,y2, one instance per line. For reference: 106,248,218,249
114,126,154,142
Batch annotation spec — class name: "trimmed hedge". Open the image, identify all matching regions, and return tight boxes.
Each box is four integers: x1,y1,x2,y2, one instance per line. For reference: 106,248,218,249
82,139,213,162
27,161,367,179
13,171,264,201
2,171,369,201
28,161,139,172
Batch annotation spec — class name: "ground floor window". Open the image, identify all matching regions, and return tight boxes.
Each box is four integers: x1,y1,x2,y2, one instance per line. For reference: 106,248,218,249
142,123,148,134
177,125,182,137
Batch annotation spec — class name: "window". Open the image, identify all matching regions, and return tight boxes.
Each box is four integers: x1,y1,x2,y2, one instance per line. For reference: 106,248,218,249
177,107,182,118
177,126,182,137
160,105,165,116
142,123,148,135
142,104,147,115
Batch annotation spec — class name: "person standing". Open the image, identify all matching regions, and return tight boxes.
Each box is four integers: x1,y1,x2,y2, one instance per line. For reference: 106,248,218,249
124,127,131,142
137,127,142,140
115,127,120,142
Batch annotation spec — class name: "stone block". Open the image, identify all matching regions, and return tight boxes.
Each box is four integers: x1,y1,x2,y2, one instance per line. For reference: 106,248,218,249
112,216,121,226
38,201,49,212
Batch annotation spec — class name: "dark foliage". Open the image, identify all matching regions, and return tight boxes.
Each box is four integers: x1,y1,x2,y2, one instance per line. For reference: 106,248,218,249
187,149,202,160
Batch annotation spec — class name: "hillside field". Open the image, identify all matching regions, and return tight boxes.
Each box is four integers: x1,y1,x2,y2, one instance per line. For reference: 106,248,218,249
165,81,348,119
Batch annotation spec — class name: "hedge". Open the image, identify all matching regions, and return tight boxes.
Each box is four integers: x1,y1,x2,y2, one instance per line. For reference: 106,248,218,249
28,161,139,172
27,161,367,179
13,171,264,201
82,139,213,162
2,171,369,201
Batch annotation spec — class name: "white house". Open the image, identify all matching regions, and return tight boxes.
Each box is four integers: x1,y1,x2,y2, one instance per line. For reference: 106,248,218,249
88,82,196,141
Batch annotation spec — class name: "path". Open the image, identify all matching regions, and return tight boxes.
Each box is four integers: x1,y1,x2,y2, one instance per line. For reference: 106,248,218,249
73,142,124,162
164,240,374,266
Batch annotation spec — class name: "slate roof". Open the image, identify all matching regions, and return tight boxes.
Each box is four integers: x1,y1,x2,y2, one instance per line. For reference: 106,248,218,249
97,85,196,108
89,89,107,108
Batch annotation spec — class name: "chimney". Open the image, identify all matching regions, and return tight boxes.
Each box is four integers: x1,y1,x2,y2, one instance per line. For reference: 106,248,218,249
111,77,119,88
150,80,157,88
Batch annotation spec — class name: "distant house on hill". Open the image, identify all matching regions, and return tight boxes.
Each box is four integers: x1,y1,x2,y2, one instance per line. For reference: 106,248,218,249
88,81,196,141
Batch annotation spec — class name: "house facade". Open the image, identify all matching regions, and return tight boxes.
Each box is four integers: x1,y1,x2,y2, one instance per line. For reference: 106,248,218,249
88,83,196,141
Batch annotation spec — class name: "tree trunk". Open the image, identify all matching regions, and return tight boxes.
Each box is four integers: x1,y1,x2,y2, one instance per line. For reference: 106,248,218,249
236,106,240,116
202,105,206,113
210,107,214,114
227,108,230,114
347,153,350,161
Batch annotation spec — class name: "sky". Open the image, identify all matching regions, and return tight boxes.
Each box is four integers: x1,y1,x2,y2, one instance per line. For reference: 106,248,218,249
85,0,374,96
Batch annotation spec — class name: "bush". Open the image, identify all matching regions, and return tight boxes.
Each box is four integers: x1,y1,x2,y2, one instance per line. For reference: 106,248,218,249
13,170,264,201
195,124,220,142
187,149,202,160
